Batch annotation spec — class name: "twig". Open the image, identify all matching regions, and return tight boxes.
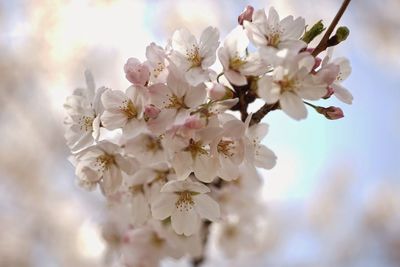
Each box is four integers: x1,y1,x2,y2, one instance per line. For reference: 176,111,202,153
249,102,279,126
311,0,351,57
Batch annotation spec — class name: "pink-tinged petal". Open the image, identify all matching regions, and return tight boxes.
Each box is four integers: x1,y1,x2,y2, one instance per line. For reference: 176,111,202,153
151,193,176,220
332,83,353,104
223,119,245,139
124,57,150,86
255,145,277,169
224,70,247,86
258,76,280,104
196,126,224,144
161,180,210,194
172,151,193,180
193,154,218,183
238,5,254,25
193,194,220,221
146,109,176,134
148,83,170,108
114,154,139,175
101,110,128,130
171,207,200,236
100,165,122,195
280,91,307,120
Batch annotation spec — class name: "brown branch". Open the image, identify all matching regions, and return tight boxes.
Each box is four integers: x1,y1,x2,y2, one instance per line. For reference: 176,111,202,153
311,0,352,57
250,102,279,126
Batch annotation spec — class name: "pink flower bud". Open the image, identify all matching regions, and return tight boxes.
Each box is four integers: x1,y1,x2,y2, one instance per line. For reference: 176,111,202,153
209,83,234,101
144,104,161,120
325,106,344,120
184,116,204,129
124,58,150,86
238,5,254,25
323,86,335,99
209,83,226,100
317,106,344,120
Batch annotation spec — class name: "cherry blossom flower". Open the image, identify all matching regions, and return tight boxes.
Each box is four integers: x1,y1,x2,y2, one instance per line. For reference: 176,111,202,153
147,65,207,133
258,50,328,120
218,26,266,86
75,141,139,195
101,86,145,136
124,133,166,165
64,70,106,152
151,180,220,236
244,7,306,51
170,26,220,85
145,42,169,84
244,116,277,170
320,52,353,104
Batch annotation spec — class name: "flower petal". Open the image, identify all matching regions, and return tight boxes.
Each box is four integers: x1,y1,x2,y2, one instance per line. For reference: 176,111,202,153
193,194,220,221
151,193,176,220
280,91,307,120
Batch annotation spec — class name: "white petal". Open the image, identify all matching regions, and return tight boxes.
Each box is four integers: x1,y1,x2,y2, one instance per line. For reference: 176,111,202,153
101,110,128,130
172,152,193,180
114,154,139,175
333,83,353,104
151,193,176,220
131,193,150,226
224,70,247,86
193,154,218,183
100,165,122,195
184,83,207,108
255,145,277,169
218,156,240,181
101,89,126,110
258,76,280,104
193,194,220,221
279,91,307,120
171,207,200,236
161,180,210,194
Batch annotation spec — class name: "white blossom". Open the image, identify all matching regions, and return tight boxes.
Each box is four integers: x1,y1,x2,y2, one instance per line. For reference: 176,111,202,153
151,180,220,236
170,26,220,85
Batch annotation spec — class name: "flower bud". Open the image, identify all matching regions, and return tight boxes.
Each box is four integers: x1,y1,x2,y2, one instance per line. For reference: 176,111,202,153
316,106,344,120
238,5,254,25
328,26,350,47
301,20,325,44
209,83,234,101
124,58,150,86
144,104,161,120
184,116,204,129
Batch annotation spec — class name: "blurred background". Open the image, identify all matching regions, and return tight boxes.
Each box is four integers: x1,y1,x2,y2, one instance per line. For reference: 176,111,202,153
0,0,399,266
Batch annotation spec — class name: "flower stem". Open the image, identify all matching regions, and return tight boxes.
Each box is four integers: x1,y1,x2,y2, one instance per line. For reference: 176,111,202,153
311,0,352,57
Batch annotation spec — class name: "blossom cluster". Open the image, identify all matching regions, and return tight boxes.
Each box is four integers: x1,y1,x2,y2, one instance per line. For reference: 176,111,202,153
64,4,352,266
